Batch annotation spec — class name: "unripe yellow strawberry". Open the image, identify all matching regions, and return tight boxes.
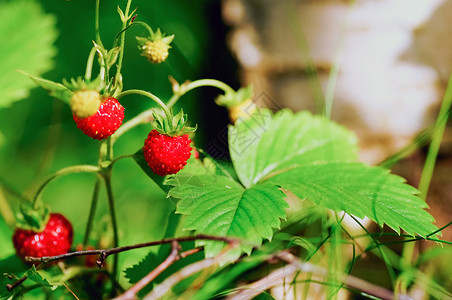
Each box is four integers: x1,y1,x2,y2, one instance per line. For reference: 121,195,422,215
70,90,102,118
137,28,174,64
142,40,170,64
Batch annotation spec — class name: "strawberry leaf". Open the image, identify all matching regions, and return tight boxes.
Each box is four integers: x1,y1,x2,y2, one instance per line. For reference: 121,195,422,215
229,109,358,187
19,71,72,104
266,162,438,238
25,265,57,290
0,0,58,107
169,175,288,258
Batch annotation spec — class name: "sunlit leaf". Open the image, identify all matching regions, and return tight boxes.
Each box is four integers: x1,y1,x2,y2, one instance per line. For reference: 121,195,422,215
266,162,438,238
170,174,288,258
229,109,358,187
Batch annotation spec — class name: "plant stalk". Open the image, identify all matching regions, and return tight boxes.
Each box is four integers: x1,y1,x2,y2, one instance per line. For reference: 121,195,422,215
103,173,119,282
85,47,98,81
83,178,101,247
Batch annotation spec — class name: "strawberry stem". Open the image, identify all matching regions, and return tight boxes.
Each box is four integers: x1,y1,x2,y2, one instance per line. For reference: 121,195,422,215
116,89,172,121
103,173,119,283
111,109,154,144
132,21,154,36
95,0,102,47
167,78,235,107
113,21,154,46
82,178,101,248
32,165,100,210
84,47,97,81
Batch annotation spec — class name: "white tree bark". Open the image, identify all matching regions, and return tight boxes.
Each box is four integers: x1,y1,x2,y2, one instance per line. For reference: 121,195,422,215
223,0,451,164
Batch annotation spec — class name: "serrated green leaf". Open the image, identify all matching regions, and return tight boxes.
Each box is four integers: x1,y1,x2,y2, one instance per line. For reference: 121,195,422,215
170,175,288,258
133,148,216,193
266,162,438,238
123,234,204,297
124,251,158,285
164,157,223,188
0,0,57,107
229,109,358,187
25,265,57,290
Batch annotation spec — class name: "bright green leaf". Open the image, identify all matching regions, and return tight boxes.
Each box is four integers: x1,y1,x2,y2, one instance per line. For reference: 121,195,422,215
266,162,438,238
170,174,288,258
0,0,58,107
19,71,72,104
229,109,358,187
25,265,57,290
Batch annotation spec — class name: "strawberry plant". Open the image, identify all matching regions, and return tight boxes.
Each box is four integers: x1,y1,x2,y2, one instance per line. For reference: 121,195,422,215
0,0,451,299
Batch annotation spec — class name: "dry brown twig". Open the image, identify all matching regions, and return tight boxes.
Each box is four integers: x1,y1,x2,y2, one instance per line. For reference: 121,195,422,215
143,243,239,300
6,235,239,292
226,251,413,300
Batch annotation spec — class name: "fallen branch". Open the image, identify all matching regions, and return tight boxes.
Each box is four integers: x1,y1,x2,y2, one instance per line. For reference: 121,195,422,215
114,243,202,300
143,244,238,300
6,235,238,292
227,251,413,300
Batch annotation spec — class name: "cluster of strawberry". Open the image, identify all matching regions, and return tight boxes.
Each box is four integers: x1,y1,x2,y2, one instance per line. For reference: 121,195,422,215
71,91,192,176
13,68,193,264
12,90,193,260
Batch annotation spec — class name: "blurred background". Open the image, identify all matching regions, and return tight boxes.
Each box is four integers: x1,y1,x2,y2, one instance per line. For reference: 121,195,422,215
0,0,451,297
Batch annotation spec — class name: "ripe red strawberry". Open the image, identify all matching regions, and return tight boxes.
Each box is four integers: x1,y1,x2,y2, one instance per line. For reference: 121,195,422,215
143,130,192,176
13,213,73,260
73,97,124,140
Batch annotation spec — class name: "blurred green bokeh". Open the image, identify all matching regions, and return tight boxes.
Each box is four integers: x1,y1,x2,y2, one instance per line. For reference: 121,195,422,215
0,0,237,287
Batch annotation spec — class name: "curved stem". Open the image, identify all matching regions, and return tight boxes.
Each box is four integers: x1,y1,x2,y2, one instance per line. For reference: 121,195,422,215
111,109,154,143
85,47,98,81
134,21,154,36
113,21,154,46
110,154,134,166
83,177,101,247
116,89,172,120
32,165,100,209
167,79,235,108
